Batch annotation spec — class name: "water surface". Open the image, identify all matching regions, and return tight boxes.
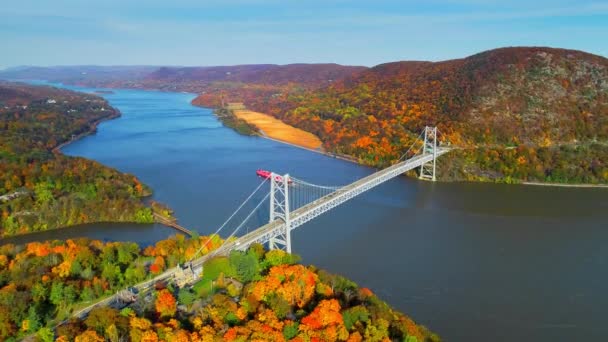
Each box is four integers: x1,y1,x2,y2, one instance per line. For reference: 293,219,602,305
3,84,607,341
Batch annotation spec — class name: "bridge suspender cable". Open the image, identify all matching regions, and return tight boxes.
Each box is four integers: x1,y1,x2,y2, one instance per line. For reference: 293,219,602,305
205,191,271,259
188,177,269,261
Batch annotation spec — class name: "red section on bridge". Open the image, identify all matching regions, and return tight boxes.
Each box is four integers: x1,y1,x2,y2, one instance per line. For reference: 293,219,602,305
256,169,291,183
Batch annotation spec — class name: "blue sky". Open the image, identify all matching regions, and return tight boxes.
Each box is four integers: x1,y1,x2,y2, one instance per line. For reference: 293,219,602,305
1,0,607,68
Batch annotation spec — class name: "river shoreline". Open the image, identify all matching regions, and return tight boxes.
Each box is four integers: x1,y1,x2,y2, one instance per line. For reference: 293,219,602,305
259,134,360,164
0,87,184,242
220,108,608,188
52,110,121,154
206,105,362,165
232,109,323,150
41,80,608,189
5,83,607,341
522,181,608,188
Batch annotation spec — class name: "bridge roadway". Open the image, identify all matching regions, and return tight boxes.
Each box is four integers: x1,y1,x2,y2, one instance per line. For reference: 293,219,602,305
207,147,449,255
71,148,448,319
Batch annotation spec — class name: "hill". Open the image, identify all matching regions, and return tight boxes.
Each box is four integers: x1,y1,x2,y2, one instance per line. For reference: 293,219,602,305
146,63,366,87
196,47,608,184
0,82,153,237
0,66,157,86
4,48,606,184
0,64,367,95
0,236,439,341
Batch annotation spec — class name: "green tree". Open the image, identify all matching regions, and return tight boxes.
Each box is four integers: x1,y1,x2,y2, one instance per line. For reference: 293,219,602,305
37,327,54,342
63,285,77,305
178,289,196,307
116,243,139,265
229,250,260,283
34,182,54,205
26,307,41,333
49,282,63,306
120,307,134,317
263,249,300,269
134,208,153,223
343,306,370,330
31,283,47,302
101,263,122,287
80,266,94,280
283,321,299,340
80,286,95,302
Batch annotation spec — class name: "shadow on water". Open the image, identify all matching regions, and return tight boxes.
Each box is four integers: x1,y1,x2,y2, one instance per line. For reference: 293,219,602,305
0,223,176,247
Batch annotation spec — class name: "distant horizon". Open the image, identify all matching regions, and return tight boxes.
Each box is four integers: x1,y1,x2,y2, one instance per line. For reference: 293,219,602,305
1,0,607,69
2,45,607,71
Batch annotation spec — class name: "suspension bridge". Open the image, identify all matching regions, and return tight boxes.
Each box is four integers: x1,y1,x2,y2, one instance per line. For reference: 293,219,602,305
71,126,449,318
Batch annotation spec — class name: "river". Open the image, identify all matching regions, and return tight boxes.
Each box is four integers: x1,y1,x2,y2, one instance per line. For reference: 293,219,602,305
2,83,608,341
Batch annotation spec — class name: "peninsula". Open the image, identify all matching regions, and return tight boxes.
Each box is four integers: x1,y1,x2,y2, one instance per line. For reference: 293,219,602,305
0,82,154,238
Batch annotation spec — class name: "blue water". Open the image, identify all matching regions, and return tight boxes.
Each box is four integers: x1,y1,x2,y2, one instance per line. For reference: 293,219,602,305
3,82,608,341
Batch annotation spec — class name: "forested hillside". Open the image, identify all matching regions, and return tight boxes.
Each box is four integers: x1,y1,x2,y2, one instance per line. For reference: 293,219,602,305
0,235,222,340
0,66,157,86
146,64,367,86
0,235,438,341
0,82,153,237
5,48,607,184
0,64,367,96
195,47,608,184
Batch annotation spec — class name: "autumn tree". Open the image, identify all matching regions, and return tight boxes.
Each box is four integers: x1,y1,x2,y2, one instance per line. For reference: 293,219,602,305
155,289,177,319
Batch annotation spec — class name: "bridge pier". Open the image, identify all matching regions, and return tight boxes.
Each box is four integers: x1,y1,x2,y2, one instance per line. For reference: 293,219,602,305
419,126,438,181
269,173,292,253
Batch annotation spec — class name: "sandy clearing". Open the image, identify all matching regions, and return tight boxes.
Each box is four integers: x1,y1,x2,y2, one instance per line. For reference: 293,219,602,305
233,110,323,150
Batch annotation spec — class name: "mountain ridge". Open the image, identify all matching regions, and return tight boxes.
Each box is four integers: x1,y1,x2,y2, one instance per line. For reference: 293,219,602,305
194,46,608,183
2,46,606,183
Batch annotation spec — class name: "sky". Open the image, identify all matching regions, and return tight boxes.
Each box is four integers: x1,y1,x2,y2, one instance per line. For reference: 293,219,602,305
1,0,607,68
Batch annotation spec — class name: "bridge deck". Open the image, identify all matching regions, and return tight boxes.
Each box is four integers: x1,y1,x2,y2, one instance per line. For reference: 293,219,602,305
213,148,449,253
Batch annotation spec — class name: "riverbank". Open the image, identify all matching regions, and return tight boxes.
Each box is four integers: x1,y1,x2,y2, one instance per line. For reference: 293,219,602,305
0,82,166,238
50,106,191,237
261,134,360,164
52,110,121,154
233,109,323,150
220,108,359,164
206,105,355,162
214,105,608,187
522,181,608,188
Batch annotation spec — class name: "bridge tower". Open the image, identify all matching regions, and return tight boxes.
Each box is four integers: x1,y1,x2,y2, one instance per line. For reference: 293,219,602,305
419,126,438,181
269,173,292,253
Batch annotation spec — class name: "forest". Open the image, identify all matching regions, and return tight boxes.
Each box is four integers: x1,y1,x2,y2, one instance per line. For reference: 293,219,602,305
193,47,608,184
0,82,153,237
0,234,438,341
